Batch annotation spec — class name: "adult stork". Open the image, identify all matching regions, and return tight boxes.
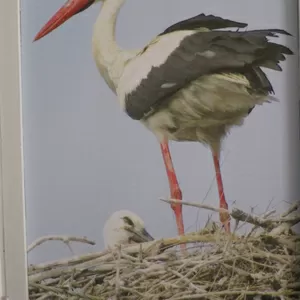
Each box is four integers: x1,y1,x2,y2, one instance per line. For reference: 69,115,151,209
34,0,293,238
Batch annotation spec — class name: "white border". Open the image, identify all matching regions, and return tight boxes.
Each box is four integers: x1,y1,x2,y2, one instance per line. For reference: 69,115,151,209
0,0,28,299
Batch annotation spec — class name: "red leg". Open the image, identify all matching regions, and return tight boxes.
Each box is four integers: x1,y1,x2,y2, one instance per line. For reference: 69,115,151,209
160,141,185,239
212,151,231,233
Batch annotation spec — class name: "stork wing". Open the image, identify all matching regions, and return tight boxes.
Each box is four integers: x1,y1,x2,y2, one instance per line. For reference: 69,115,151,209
159,13,248,35
121,29,292,121
138,14,249,56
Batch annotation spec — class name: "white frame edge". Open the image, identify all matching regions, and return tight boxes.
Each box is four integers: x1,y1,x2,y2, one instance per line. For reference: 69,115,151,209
0,0,28,299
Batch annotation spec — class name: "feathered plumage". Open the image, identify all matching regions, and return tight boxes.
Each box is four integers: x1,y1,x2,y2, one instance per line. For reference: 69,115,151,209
123,14,292,121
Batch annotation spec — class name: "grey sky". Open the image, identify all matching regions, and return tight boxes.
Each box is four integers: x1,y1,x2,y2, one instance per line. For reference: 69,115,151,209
20,0,299,265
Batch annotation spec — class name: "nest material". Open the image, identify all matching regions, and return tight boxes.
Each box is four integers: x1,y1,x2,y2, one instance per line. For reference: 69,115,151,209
28,201,300,300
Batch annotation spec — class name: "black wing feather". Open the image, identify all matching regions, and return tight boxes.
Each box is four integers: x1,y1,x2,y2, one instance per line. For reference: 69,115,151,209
159,13,248,35
125,23,293,120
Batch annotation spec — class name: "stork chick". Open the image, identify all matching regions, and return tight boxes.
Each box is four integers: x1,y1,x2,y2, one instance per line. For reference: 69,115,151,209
103,210,154,249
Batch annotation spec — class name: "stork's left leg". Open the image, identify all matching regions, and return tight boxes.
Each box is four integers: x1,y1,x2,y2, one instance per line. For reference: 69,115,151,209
212,151,231,233
160,141,185,239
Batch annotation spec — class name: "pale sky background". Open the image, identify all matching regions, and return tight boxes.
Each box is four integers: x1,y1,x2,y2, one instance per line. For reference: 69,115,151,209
20,0,299,265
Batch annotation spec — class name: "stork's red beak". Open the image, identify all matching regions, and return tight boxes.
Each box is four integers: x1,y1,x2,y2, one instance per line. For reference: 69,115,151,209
33,0,94,41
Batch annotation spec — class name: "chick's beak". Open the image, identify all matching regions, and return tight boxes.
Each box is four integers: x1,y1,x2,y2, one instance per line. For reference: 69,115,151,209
131,228,154,243
34,0,94,41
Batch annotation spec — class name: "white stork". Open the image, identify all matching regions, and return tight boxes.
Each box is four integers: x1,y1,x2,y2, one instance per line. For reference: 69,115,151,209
34,0,293,238
103,210,154,249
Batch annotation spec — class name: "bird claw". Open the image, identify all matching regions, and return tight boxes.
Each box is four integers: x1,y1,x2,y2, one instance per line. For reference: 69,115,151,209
220,211,231,233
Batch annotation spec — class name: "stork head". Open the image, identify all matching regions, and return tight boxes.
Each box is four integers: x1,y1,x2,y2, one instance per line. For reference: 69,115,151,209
103,210,154,249
33,0,102,41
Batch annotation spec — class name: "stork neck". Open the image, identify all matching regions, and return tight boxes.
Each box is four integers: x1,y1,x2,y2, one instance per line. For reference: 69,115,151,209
92,0,125,64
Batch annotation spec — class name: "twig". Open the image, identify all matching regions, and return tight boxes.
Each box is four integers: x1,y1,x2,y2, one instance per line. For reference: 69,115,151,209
281,203,299,217
28,249,111,274
170,269,206,292
161,198,224,214
160,198,299,230
247,210,276,238
27,235,95,253
222,263,252,277
170,290,300,300
30,283,101,300
114,245,121,298
36,293,60,300
230,208,276,229
120,286,149,298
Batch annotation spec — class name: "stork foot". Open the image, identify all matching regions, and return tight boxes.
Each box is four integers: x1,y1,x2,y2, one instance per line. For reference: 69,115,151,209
220,202,231,233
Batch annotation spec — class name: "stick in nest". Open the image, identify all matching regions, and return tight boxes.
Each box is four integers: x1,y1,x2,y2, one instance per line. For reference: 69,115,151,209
27,202,300,300
27,235,96,253
160,198,300,232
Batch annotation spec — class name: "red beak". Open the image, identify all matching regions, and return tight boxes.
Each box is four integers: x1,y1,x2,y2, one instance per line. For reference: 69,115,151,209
33,0,93,41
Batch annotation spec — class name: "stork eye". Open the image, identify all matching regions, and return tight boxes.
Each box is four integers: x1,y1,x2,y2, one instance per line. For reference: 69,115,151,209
123,216,134,226
75,0,94,15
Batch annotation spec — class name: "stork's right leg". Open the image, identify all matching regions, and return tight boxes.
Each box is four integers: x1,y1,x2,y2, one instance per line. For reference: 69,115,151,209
212,151,231,233
160,141,185,240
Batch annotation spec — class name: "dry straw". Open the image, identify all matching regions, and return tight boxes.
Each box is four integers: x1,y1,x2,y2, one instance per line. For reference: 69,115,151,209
28,200,300,300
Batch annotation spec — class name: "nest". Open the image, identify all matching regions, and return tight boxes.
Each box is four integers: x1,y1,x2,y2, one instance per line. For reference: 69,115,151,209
28,200,300,300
